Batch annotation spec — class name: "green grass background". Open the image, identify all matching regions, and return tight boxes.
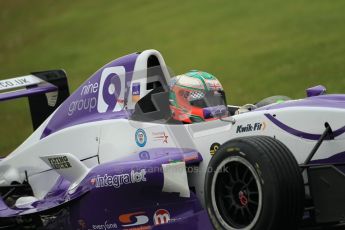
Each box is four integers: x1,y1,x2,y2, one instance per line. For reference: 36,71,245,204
1,0,345,156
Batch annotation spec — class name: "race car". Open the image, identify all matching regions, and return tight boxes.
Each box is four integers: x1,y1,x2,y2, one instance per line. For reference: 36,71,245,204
0,49,345,230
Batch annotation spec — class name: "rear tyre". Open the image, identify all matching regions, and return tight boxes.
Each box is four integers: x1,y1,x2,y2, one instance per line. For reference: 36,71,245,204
205,136,304,230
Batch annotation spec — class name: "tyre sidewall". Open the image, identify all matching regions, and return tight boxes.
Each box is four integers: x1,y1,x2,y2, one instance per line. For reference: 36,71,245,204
205,139,282,230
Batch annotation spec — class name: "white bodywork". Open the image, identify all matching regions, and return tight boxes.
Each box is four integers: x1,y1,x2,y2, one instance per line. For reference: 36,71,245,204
1,50,345,207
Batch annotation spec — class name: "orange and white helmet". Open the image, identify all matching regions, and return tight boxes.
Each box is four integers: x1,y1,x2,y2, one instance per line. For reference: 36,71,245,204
169,70,228,123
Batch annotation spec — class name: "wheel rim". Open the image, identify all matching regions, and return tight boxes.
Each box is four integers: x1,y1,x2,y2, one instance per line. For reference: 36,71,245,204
211,156,263,230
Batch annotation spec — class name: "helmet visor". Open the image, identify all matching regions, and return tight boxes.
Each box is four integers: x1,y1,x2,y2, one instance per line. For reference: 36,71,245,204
189,90,226,108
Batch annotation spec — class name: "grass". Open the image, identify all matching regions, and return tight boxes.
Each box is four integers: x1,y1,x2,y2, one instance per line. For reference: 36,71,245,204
1,0,345,156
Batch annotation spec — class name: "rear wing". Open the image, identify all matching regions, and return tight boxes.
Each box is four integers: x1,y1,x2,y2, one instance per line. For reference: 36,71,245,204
0,70,69,130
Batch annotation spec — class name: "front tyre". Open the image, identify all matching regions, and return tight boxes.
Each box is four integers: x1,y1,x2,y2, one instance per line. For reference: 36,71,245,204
204,136,304,230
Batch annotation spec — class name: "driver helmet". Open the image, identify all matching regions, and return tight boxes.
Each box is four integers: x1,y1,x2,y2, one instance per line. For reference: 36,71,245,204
169,70,228,123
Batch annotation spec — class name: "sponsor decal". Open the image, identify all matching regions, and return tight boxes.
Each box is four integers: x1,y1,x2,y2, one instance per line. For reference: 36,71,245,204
92,220,118,230
205,79,222,90
93,169,147,189
122,227,150,230
97,67,126,113
68,66,127,116
119,212,149,228
132,82,141,103
236,122,266,134
139,151,150,160
153,209,170,225
210,143,220,156
152,131,168,144
68,81,99,116
0,76,40,90
48,156,71,169
135,129,147,147
183,152,199,162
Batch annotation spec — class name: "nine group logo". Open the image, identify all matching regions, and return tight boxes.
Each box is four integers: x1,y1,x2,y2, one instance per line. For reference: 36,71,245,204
135,129,147,147
153,209,171,225
97,66,126,113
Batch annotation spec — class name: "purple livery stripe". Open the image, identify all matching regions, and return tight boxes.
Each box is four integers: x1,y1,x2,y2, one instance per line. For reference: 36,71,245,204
264,113,345,140
0,83,57,102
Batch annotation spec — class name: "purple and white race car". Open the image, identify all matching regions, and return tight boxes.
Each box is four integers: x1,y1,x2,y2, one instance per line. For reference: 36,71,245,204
1,49,345,230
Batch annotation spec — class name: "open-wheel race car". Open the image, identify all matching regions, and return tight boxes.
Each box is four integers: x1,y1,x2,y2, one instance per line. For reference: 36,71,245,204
1,49,345,230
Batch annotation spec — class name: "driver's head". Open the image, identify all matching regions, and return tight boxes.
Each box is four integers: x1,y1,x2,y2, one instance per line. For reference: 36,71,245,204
169,70,228,123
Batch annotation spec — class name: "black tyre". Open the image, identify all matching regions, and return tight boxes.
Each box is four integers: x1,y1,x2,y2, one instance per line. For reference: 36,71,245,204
205,136,304,230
